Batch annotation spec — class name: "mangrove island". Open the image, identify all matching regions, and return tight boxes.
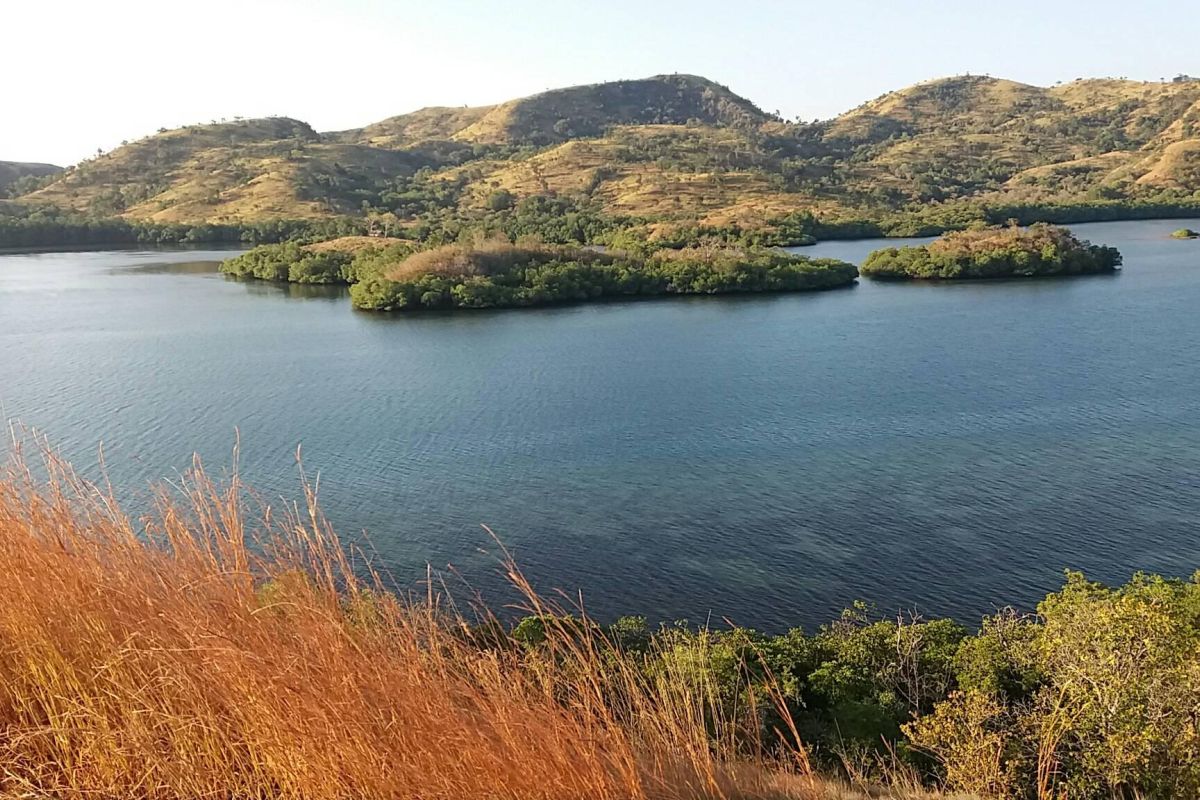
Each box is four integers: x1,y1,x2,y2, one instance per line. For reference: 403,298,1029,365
860,223,1123,280
221,238,860,311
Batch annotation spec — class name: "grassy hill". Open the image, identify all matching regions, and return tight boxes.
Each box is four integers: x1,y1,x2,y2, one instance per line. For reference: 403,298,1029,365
23,117,450,223
0,160,61,196
13,73,1200,237
336,106,495,149
334,74,768,148
821,75,1200,204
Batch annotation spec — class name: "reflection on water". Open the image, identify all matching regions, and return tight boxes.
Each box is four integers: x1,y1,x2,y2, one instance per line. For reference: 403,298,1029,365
117,260,225,276
3,220,1200,631
230,276,348,302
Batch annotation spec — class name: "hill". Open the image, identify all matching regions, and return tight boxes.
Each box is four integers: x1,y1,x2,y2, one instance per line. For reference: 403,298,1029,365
445,74,769,145
0,160,62,196
334,74,769,148
12,73,1200,237
822,75,1200,205
21,117,454,223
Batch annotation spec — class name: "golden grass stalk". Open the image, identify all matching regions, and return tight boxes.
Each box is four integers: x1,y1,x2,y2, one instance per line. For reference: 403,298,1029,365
0,445,811,800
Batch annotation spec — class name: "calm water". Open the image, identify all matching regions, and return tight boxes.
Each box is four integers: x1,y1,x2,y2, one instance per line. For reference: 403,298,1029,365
2,219,1199,631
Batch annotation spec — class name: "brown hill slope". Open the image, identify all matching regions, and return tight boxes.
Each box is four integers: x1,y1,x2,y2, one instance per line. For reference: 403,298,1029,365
15,74,1200,229
335,106,495,149
24,118,441,223
335,74,768,149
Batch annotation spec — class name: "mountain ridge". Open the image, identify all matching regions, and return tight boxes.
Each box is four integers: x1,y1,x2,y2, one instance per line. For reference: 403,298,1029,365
13,73,1200,233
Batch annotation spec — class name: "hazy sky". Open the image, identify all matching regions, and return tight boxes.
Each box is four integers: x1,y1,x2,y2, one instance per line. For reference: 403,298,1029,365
5,0,1197,166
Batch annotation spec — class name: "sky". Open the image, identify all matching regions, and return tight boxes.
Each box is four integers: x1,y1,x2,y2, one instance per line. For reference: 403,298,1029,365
4,0,1198,166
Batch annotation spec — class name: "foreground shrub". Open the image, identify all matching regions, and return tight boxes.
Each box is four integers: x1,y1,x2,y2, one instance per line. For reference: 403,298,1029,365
907,573,1200,798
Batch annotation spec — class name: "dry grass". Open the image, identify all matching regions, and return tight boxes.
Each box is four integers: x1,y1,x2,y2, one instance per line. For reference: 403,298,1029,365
304,235,412,254
346,105,496,149
0,443,836,800
384,240,607,280
460,126,824,227
1133,138,1200,188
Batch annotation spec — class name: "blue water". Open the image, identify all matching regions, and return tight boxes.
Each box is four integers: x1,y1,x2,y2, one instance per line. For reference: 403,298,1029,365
1,219,1198,631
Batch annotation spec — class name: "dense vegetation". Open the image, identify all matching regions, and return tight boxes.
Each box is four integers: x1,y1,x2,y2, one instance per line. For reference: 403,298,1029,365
3,450,1197,799
861,224,1123,280
221,241,354,283
352,245,857,311
0,204,374,248
222,238,859,310
10,74,1200,251
573,571,1200,798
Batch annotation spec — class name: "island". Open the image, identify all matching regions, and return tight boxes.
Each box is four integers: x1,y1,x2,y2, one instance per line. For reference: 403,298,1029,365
222,239,859,311
860,223,1122,280
1171,227,1199,239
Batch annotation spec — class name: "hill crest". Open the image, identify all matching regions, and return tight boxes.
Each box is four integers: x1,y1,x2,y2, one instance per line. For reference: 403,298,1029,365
12,73,1200,228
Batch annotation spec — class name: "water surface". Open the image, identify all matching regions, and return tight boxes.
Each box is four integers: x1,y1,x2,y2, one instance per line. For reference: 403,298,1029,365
2,220,1199,630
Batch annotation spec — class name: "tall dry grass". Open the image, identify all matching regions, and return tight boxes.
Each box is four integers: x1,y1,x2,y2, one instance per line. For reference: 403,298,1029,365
0,445,815,800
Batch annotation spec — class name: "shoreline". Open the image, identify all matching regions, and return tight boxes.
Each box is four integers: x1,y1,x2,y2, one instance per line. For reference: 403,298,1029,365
5,207,1200,255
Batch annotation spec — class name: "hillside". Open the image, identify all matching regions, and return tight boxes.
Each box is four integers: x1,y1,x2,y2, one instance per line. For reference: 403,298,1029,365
447,74,769,145
334,74,768,148
13,73,1200,234
338,106,495,149
0,160,61,196
23,117,450,223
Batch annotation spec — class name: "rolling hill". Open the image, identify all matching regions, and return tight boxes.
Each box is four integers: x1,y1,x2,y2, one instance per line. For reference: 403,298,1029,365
12,73,1200,235
0,160,62,196
333,74,769,148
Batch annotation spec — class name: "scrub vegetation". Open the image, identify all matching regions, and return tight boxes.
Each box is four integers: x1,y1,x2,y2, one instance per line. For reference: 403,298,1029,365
221,237,859,311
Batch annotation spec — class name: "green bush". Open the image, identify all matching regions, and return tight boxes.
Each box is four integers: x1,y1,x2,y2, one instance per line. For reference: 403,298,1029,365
502,571,1200,797
907,573,1200,798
